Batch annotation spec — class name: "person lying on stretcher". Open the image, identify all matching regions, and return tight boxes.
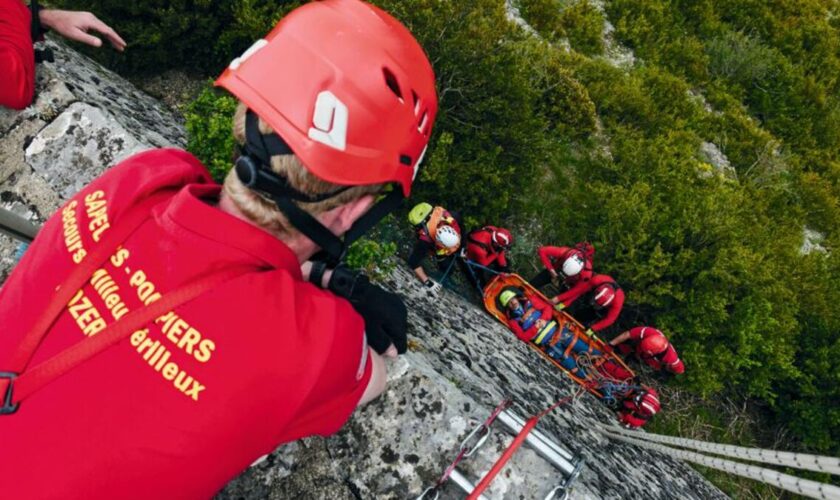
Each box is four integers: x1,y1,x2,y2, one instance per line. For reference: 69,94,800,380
499,287,601,377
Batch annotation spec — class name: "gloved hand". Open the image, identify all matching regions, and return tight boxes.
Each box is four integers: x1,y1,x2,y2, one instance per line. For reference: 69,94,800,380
327,265,408,355
553,302,566,312
550,273,560,287
424,279,442,294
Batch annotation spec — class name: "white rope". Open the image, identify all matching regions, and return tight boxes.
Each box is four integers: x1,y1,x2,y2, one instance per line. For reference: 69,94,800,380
601,424,840,476
599,429,840,500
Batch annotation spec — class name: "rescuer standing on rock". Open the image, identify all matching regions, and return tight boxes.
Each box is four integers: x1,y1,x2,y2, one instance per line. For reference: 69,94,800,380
0,1,436,497
407,202,464,292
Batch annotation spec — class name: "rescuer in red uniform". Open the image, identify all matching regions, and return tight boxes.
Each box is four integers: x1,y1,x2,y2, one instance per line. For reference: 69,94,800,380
465,225,513,286
553,273,625,336
0,1,437,497
618,386,660,429
530,242,594,293
0,0,124,109
610,326,685,375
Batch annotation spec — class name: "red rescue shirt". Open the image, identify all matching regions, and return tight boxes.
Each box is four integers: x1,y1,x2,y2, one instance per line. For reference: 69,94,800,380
0,149,372,498
466,227,508,268
627,326,685,374
0,0,35,109
556,274,624,332
538,245,593,291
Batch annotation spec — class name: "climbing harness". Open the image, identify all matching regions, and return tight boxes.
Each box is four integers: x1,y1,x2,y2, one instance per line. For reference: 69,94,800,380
418,393,586,500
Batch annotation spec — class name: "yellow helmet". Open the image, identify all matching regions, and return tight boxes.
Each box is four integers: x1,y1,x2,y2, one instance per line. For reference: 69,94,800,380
408,202,433,226
499,289,518,308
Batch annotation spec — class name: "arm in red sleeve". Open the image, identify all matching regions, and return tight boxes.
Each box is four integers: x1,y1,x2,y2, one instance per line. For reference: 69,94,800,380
589,289,624,332
0,0,35,110
496,251,508,269
538,246,567,271
529,294,554,319
555,275,592,305
507,317,531,342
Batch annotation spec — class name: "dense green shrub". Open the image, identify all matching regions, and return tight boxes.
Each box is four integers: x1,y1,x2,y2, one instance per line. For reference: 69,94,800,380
49,0,303,76
184,83,237,182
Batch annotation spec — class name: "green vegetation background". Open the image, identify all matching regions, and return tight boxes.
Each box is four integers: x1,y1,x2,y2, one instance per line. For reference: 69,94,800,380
54,0,840,495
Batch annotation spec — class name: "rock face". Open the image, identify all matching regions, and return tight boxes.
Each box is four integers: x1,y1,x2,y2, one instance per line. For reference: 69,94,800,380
0,40,726,500
0,37,185,280
219,267,727,500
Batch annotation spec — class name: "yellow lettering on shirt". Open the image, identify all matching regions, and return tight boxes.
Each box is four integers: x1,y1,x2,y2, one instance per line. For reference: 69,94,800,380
61,201,87,264
84,190,111,242
67,289,106,336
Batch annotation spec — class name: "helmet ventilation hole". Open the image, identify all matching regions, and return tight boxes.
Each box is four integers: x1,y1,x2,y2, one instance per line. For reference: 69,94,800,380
400,154,412,166
383,68,403,102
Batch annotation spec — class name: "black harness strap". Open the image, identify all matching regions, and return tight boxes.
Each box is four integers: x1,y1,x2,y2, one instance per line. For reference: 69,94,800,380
237,110,404,265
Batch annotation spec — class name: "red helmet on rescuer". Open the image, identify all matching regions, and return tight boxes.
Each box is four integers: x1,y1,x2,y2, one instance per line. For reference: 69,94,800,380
215,0,437,196
640,333,669,357
492,228,513,249
635,389,660,416
592,283,616,308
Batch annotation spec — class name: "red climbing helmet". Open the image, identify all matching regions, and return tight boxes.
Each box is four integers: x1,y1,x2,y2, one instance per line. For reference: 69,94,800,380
492,228,513,249
634,388,660,416
639,331,669,357
215,0,438,196
592,283,616,308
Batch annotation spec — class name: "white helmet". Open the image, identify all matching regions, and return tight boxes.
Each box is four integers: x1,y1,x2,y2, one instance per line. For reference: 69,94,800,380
435,225,461,249
561,253,585,277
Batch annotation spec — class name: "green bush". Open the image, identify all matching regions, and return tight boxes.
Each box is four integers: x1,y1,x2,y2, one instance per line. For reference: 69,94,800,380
49,0,304,76
345,238,398,281
184,83,237,182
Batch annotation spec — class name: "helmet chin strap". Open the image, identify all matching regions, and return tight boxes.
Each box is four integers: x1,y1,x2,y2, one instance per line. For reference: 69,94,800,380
235,111,404,265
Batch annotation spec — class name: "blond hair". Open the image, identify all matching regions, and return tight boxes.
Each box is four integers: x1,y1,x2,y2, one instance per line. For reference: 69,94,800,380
223,103,384,236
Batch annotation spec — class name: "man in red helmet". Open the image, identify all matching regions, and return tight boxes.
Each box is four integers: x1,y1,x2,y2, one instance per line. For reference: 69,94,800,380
617,386,660,429
553,274,624,336
0,0,124,109
0,1,436,497
465,225,513,287
609,326,685,375
530,242,594,293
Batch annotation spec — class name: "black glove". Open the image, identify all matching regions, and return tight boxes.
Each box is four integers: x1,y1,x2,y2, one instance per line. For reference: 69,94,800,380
326,265,408,355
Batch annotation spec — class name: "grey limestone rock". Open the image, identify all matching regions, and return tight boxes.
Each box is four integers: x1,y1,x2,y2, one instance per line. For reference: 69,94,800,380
219,266,728,500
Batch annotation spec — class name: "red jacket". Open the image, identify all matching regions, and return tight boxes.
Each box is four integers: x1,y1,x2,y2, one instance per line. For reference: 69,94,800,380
538,245,593,290
0,149,372,498
618,388,659,429
0,0,35,109
626,326,685,374
466,226,509,268
556,273,624,332
506,294,554,342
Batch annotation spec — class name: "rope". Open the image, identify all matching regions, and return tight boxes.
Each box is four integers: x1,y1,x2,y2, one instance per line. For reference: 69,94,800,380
575,352,638,406
602,425,840,477
463,259,504,276
599,429,840,500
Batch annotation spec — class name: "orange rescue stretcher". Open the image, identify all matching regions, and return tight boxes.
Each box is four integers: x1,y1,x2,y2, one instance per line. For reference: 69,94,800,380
483,273,635,399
